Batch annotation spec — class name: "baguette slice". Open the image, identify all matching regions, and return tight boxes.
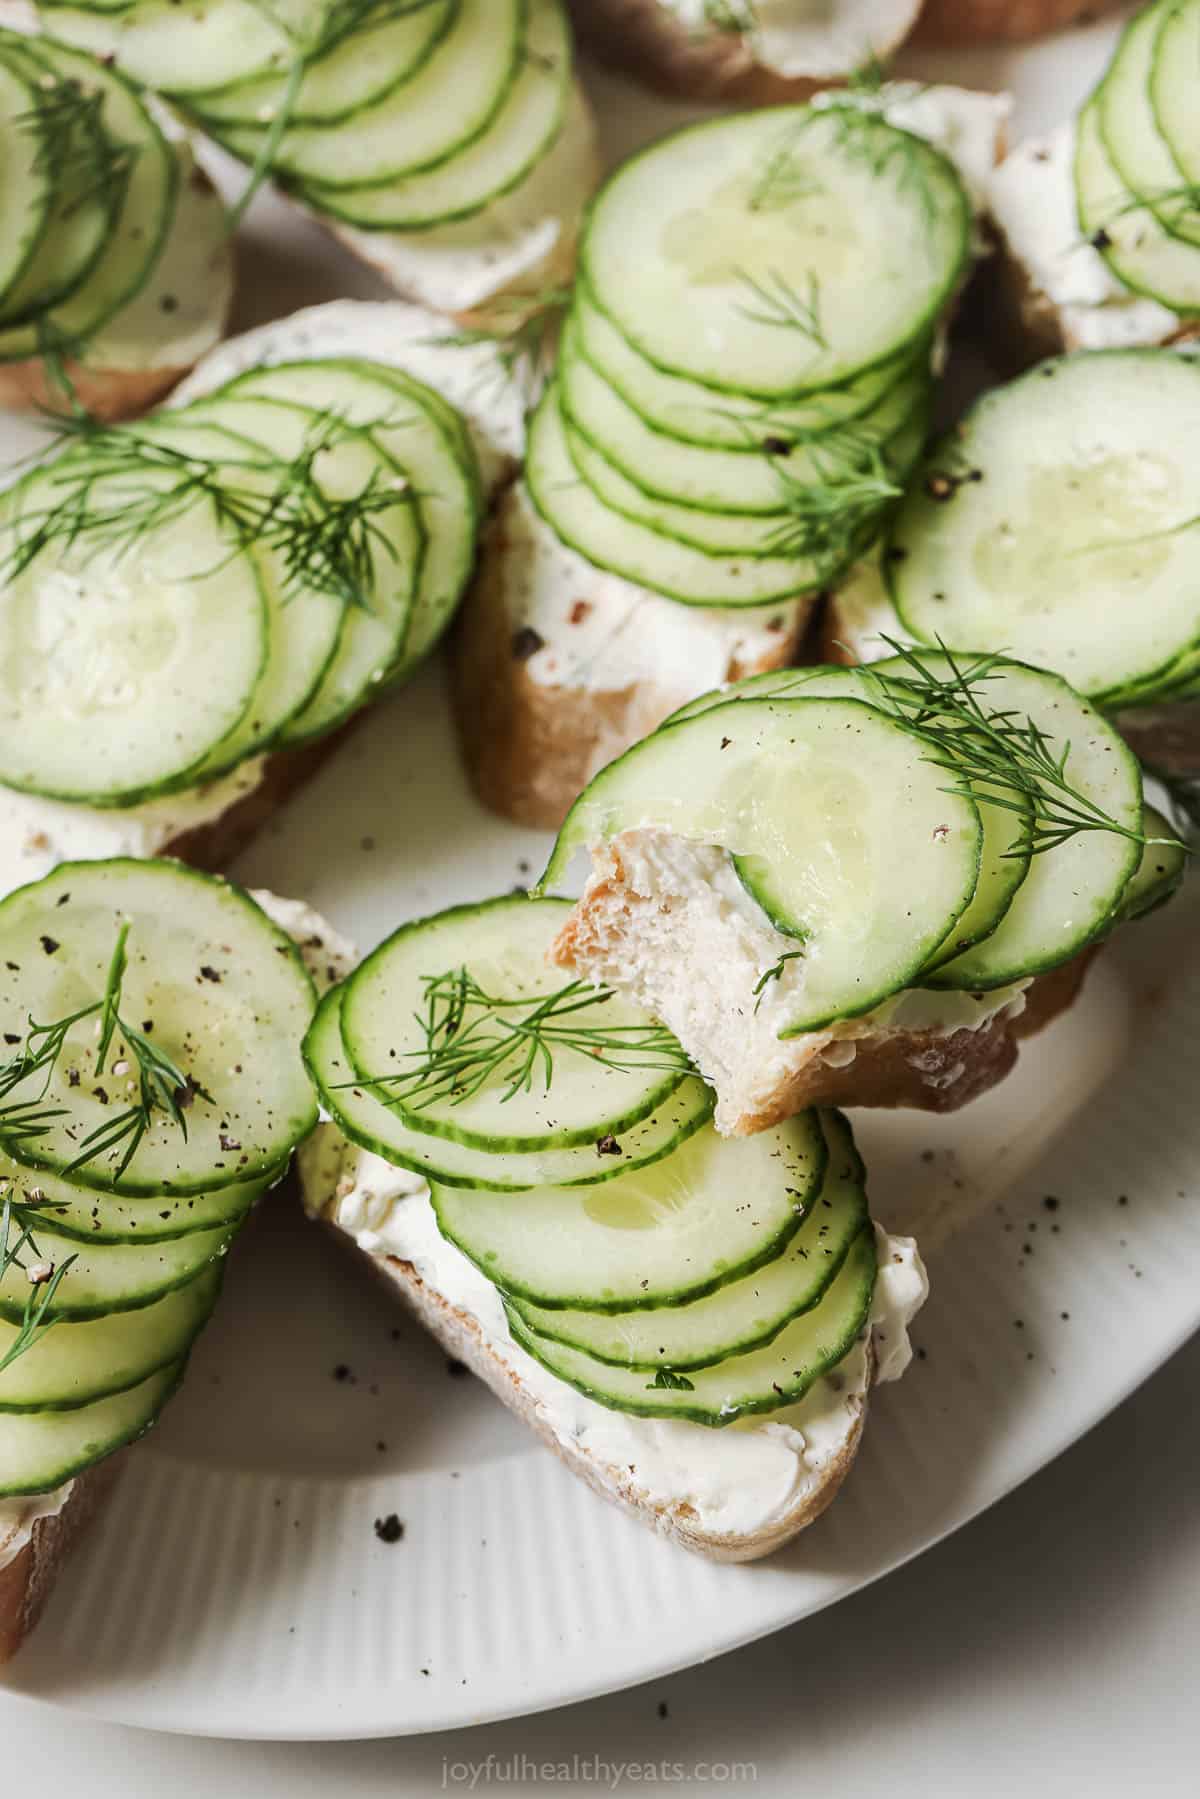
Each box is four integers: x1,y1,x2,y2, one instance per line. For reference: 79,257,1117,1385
299,1124,928,1563
551,829,1093,1136
568,0,922,104
912,0,1125,45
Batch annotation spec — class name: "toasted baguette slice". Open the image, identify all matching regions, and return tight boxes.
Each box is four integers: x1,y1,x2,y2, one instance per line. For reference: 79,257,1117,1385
568,0,922,104
912,0,1124,44
0,1458,126,1663
551,829,1092,1136
452,484,812,829
300,1124,929,1563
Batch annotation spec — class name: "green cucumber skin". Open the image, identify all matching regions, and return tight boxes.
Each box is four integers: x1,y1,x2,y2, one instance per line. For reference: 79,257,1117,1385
1074,99,1200,315
10,1167,278,1244
0,1358,185,1497
0,1224,235,1325
506,1224,876,1428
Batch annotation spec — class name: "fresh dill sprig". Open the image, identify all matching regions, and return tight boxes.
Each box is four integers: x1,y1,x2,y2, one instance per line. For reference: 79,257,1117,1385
734,269,827,349
17,72,139,218
752,949,806,1012
699,0,758,32
1,412,408,611
351,967,692,1113
647,1367,695,1391
0,922,211,1181
0,1193,76,1377
860,638,1159,860
430,286,572,409
763,435,902,561
811,98,939,224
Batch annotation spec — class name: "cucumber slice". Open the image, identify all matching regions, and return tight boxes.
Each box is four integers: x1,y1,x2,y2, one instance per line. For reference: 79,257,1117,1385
508,1223,876,1426
0,860,317,1197
527,384,828,606
304,988,713,1191
0,1157,273,1243
433,1109,828,1311
0,1359,181,1495
0,49,176,367
573,281,921,454
1117,802,1186,922
0,446,268,806
662,664,1032,965
0,1216,232,1323
0,58,52,318
1098,4,1200,249
582,106,969,400
220,0,524,188
560,318,929,517
340,895,694,1154
298,0,569,229
924,662,1143,989
541,696,983,1034
887,351,1200,701
510,1109,868,1369
1076,99,1200,314
0,1263,220,1410
1150,0,1200,189
191,0,456,128
38,0,296,96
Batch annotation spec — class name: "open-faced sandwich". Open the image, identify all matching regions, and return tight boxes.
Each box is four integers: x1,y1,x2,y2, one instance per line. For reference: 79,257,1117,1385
0,858,327,1659
299,892,929,1562
36,0,600,324
0,22,232,418
452,83,1010,828
824,347,1200,777
988,0,1200,361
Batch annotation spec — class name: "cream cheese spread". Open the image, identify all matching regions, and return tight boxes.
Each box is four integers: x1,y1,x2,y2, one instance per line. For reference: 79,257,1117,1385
660,0,921,81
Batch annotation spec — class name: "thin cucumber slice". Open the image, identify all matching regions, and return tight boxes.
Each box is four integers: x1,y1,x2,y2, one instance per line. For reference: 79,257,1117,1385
0,1216,232,1323
1098,3,1200,249
0,1359,182,1495
0,1157,273,1243
573,281,921,454
340,895,693,1154
298,0,569,229
1076,99,1200,314
191,0,456,128
662,664,1032,965
560,318,928,517
582,106,969,399
1117,802,1186,922
541,696,982,1035
0,446,267,806
527,384,828,606
508,1223,876,1426
38,0,296,97
1150,0,1200,188
433,1109,828,1311
887,351,1200,701
220,0,524,188
0,48,176,366
304,988,713,1192
0,57,52,318
510,1109,867,1369
0,860,317,1197
0,1263,220,1410
204,357,481,689
925,663,1143,989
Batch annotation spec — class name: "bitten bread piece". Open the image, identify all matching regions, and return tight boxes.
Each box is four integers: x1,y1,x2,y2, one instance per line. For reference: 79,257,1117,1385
452,485,811,830
0,1457,124,1663
551,829,1091,1136
301,1127,929,1563
568,0,922,104
912,0,1124,44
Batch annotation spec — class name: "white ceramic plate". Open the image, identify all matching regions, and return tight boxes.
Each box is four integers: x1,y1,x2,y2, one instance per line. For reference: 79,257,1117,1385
5,9,1196,1744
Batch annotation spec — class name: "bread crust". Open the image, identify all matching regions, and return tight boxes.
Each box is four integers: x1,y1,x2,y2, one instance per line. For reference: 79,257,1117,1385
0,1457,124,1663
160,723,357,873
911,0,1124,44
343,1228,870,1562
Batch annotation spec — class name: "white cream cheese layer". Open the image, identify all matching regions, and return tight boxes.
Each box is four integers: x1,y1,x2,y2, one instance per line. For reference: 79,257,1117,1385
328,85,598,318
660,0,921,80
0,1484,76,1574
299,1129,928,1540
989,122,1179,350
499,483,806,695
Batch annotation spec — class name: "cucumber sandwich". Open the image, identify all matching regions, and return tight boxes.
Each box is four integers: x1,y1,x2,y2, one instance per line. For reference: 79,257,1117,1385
37,0,600,322
825,347,1200,776
453,85,1010,828
300,891,928,1562
0,858,324,1660
0,22,232,419
988,0,1200,361
540,649,1184,1135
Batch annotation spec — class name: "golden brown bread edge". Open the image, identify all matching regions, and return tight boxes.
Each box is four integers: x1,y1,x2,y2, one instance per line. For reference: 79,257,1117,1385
911,0,1125,44
0,1456,125,1664
566,0,839,103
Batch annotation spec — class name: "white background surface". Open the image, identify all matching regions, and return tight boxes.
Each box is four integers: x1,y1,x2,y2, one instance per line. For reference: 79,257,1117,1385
4,1326,1197,1792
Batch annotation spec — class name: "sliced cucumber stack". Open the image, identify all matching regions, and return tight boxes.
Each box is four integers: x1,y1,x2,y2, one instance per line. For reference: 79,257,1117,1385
526,101,968,607
879,350,1200,715
0,859,320,1493
0,355,482,806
